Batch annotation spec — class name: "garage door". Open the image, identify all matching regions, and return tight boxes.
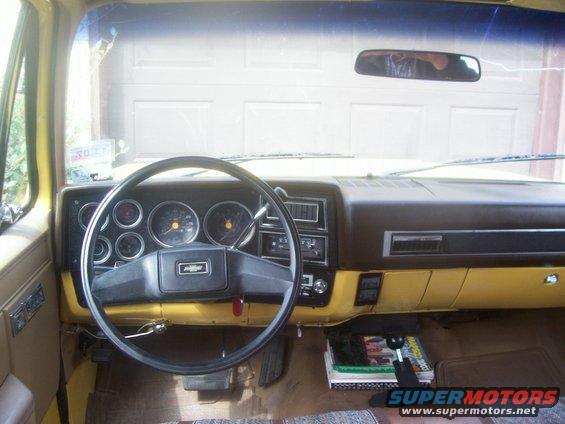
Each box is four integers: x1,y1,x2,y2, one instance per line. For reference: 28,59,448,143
73,2,549,169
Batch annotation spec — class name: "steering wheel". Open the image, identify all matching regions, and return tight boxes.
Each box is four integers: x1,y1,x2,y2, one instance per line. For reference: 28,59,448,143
80,156,302,375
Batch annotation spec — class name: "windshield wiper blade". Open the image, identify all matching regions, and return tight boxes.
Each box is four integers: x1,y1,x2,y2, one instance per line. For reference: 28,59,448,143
219,152,353,161
182,152,353,177
386,153,565,177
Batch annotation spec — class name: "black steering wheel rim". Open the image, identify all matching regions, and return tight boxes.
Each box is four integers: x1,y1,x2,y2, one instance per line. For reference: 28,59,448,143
80,156,302,375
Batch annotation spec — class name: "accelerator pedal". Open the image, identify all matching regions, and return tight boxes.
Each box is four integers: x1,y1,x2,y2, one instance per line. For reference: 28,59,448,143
259,334,288,387
182,368,233,391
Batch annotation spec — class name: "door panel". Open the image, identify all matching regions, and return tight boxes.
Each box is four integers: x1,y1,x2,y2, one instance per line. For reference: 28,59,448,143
0,208,59,421
0,1,60,421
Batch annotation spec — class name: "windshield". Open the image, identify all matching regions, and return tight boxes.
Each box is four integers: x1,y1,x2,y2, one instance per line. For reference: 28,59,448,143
65,1,564,183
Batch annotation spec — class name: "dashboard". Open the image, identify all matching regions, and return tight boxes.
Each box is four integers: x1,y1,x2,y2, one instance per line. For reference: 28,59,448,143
61,180,338,308
59,176,565,322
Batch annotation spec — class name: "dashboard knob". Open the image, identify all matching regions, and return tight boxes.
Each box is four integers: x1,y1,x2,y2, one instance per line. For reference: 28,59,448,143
313,279,328,294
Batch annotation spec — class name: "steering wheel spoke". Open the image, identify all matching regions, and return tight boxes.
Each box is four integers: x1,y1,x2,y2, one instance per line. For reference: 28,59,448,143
227,249,293,299
91,252,159,305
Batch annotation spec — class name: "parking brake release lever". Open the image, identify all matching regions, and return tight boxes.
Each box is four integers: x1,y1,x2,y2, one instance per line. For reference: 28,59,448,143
386,335,421,387
368,335,423,407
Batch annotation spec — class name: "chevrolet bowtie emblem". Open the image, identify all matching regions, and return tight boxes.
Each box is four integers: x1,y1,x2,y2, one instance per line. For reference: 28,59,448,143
178,261,208,275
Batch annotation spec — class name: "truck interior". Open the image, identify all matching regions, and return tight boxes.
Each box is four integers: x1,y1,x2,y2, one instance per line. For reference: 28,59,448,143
0,0,564,423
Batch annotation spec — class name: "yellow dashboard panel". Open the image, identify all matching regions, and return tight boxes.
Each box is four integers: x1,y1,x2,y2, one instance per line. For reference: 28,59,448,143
61,266,565,326
452,267,565,309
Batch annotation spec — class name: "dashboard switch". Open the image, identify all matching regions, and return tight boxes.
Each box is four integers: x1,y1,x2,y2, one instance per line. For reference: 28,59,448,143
301,274,314,287
10,306,27,336
24,285,45,318
355,273,382,306
360,275,380,290
300,288,312,297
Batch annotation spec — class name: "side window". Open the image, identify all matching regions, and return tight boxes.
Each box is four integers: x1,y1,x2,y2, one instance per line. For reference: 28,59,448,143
3,61,29,207
0,2,21,85
0,3,38,229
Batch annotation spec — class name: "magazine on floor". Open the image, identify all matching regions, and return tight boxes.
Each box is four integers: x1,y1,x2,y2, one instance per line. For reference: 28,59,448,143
325,335,434,390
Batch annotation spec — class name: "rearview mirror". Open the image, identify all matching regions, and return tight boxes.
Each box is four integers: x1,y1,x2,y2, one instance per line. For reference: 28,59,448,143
355,50,480,82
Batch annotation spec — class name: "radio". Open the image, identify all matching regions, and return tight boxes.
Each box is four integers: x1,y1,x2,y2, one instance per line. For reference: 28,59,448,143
260,231,327,264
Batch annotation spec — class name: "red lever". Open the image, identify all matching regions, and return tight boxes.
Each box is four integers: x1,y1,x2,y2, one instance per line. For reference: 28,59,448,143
232,296,244,317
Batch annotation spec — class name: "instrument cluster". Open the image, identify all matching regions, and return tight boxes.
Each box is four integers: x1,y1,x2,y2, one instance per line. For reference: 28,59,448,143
64,182,338,308
76,198,257,267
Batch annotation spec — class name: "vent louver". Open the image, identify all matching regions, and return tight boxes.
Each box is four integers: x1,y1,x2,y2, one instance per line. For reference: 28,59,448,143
286,202,318,222
390,234,443,255
267,201,319,222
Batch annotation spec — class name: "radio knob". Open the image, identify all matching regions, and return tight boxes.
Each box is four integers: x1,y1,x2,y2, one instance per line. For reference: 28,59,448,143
313,279,328,294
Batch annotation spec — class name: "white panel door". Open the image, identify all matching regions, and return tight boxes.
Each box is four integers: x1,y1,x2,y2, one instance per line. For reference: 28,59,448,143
96,2,543,167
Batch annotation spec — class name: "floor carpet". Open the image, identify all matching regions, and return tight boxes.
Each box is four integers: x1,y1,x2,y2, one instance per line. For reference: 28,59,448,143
435,347,564,387
86,308,565,423
86,327,374,423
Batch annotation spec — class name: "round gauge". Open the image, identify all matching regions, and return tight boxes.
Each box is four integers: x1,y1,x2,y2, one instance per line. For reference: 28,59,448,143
204,201,255,247
148,201,199,247
113,199,143,228
115,232,145,260
93,237,112,264
79,202,109,231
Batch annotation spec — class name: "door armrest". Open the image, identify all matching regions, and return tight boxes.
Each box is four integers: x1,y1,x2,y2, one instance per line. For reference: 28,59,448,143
0,374,35,424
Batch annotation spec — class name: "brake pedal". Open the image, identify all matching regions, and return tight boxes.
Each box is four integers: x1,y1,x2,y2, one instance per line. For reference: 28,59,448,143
182,368,233,391
259,335,288,387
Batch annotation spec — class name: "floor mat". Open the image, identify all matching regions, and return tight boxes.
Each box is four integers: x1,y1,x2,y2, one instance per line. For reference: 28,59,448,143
171,408,381,423
436,347,564,387
491,398,565,424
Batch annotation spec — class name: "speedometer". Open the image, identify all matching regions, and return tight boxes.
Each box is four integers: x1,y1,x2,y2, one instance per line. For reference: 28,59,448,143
204,201,254,247
148,201,199,247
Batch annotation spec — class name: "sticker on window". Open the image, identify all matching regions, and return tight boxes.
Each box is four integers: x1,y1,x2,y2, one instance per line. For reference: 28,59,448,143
67,140,114,183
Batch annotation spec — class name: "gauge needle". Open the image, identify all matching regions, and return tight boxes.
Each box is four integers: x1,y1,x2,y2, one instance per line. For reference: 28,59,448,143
163,221,180,235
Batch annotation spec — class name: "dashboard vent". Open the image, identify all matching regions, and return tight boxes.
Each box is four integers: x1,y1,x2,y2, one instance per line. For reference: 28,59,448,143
389,234,443,255
267,201,319,222
338,178,418,189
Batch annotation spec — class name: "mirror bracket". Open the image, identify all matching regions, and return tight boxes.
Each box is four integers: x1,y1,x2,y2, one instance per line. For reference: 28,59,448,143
0,202,23,231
